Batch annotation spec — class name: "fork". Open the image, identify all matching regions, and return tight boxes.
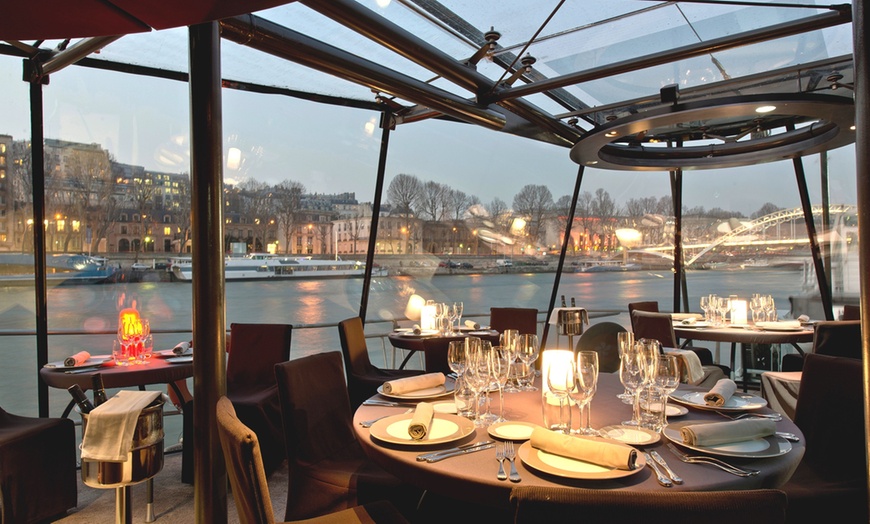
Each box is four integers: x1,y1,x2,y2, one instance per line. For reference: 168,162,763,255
495,443,507,481
359,408,414,428
504,441,521,483
666,443,759,477
716,411,782,421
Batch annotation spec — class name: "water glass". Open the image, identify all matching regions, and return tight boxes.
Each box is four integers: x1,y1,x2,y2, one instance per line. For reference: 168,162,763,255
542,389,571,433
453,375,475,418
112,339,137,366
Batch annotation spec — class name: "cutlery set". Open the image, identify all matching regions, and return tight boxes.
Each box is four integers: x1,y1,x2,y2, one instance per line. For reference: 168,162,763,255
666,443,759,477
415,441,494,463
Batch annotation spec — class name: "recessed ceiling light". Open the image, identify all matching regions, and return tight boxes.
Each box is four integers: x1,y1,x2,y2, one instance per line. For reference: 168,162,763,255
756,105,776,113
605,131,619,137
850,124,856,131
586,160,599,165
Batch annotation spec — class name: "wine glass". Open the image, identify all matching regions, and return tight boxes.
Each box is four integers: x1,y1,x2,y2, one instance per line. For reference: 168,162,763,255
433,302,445,334
764,295,777,322
447,340,467,376
654,355,681,429
569,351,599,436
619,344,643,426
700,295,711,322
443,303,457,335
717,296,732,326
749,295,765,324
708,294,720,325
616,331,634,403
515,334,540,391
545,360,573,434
490,347,511,423
453,301,464,330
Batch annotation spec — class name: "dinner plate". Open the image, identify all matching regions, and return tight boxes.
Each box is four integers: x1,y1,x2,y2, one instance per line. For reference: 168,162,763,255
166,356,193,364
468,330,496,336
599,425,660,446
44,356,111,370
669,391,767,412
487,421,539,441
399,330,440,338
663,420,792,458
639,401,689,418
756,322,805,332
376,383,455,400
431,401,457,414
458,325,490,332
673,321,711,329
369,413,475,447
517,440,646,480
155,349,192,358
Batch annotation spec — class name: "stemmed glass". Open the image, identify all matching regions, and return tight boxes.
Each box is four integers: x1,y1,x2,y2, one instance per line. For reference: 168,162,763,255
716,296,732,326
490,347,511,423
444,303,457,334
654,355,681,429
545,360,573,434
447,340,467,377
467,340,497,426
569,351,599,436
749,294,765,324
708,294,720,324
515,334,540,391
453,301,464,330
700,295,710,322
763,295,777,322
619,343,643,426
616,331,634,403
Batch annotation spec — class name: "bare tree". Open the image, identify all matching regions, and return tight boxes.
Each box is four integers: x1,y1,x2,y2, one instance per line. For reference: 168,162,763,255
386,173,422,216
624,196,658,218
417,180,448,221
238,179,274,252
485,197,511,232
512,184,553,243
129,173,156,260
591,188,618,236
273,179,305,254
174,173,192,254
445,188,470,221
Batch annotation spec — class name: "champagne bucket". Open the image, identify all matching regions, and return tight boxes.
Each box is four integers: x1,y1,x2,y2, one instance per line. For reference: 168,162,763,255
557,309,588,336
80,399,165,488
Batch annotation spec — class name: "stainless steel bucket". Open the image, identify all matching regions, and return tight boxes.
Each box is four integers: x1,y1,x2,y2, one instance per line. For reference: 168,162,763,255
557,308,588,336
80,399,165,488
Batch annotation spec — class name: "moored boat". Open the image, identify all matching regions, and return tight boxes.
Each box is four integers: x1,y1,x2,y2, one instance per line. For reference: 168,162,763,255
170,253,388,281
0,253,118,285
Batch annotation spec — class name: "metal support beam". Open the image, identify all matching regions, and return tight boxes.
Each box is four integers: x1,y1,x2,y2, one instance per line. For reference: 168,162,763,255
189,21,227,524
498,11,851,101
360,112,393,323
542,165,585,351
220,15,507,132
31,36,121,80
29,77,50,417
670,166,686,313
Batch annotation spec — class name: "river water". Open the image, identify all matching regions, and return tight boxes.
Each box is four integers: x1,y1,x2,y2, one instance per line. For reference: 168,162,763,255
2,268,810,420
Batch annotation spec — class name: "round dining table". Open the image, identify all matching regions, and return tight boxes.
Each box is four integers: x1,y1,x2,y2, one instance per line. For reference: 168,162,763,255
387,330,501,371
353,371,805,511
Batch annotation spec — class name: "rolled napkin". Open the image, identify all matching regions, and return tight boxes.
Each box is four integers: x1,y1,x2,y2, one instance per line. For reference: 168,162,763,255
797,315,810,323
665,349,704,385
64,351,91,367
680,317,697,325
680,418,777,446
704,378,738,406
464,320,480,330
408,402,434,440
412,324,422,335
81,390,162,462
382,372,445,395
172,340,193,355
530,426,638,470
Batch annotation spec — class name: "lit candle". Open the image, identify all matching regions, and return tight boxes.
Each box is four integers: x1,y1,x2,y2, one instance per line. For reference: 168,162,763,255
118,308,143,340
420,304,437,331
541,349,574,395
731,299,748,325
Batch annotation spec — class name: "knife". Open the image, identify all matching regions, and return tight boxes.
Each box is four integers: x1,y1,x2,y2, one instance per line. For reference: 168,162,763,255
643,452,673,487
363,400,418,408
650,450,683,484
416,440,493,462
426,443,495,463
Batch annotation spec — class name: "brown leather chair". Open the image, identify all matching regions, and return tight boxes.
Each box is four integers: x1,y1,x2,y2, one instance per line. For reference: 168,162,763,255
489,307,538,335
781,320,861,372
338,317,424,410
781,353,868,523
216,396,409,524
226,322,292,472
274,352,421,521
0,406,77,523
842,304,860,320
511,486,787,524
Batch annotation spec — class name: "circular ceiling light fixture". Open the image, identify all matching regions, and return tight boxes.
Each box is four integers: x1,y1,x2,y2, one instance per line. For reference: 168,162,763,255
570,94,854,171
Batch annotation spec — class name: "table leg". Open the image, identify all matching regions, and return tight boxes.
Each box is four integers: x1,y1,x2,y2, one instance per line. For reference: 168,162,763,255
145,478,156,522
398,349,417,370
115,486,132,524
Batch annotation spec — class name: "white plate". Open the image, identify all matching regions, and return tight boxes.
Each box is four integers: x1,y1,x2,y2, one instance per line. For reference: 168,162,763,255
639,401,689,418
663,420,792,458
377,383,455,400
431,401,457,414
517,439,646,480
44,356,112,370
369,413,475,447
756,322,805,332
669,391,767,412
399,330,440,338
155,349,192,358
166,356,193,364
673,321,711,328
468,330,495,336
487,421,539,441
599,425,660,446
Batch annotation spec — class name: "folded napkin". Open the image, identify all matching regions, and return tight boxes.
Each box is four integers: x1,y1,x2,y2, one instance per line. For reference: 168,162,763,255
172,340,193,355
757,320,801,329
797,314,810,323
680,419,777,446
530,427,638,470
64,351,91,367
383,372,445,395
408,402,434,440
665,349,705,385
672,313,703,322
704,378,738,406
680,317,697,325
81,390,162,462
412,324,422,335
464,320,480,330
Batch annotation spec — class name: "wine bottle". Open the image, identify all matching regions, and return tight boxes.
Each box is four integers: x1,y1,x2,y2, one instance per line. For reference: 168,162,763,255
91,373,108,406
68,384,95,414
560,295,567,308
570,297,576,307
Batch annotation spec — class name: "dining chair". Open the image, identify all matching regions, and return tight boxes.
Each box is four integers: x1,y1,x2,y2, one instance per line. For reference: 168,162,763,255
841,304,860,321
630,310,728,388
781,320,861,371
510,486,788,523
338,316,424,410
226,322,293,472
489,307,538,335
274,351,422,521
0,405,77,523
216,396,410,524
574,321,624,373
781,353,868,524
